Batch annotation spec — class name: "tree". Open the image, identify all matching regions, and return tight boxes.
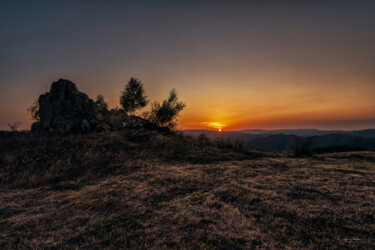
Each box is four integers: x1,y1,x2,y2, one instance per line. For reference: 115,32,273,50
95,94,108,110
149,89,186,129
120,78,148,115
27,99,40,121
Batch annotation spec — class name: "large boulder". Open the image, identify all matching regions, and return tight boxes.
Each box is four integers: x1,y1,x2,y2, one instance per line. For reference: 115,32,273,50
31,79,98,134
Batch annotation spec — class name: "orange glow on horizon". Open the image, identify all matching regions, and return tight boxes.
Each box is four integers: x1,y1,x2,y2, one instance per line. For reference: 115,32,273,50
6,72,375,131
2,2,375,132
200,121,226,130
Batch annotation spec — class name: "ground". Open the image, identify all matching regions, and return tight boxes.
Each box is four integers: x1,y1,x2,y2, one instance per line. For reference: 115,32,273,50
0,131,374,249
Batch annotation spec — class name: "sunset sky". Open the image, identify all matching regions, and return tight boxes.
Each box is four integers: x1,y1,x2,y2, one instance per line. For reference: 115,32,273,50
1,1,375,131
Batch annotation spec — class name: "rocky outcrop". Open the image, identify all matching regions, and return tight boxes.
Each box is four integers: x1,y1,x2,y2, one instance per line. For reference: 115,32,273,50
31,79,169,135
31,79,98,135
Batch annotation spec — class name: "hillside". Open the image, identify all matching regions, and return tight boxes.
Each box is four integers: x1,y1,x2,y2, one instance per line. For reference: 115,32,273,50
1,131,374,248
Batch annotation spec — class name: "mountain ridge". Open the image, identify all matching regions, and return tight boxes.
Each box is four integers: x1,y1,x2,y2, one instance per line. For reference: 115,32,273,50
182,129,375,151
183,128,375,137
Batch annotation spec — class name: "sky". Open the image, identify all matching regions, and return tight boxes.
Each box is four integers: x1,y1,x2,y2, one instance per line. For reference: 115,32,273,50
1,0,375,131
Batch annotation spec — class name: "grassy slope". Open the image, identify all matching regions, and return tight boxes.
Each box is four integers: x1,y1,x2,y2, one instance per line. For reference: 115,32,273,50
0,131,374,249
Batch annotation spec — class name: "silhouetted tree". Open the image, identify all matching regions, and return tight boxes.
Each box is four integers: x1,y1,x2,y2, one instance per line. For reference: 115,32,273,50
27,99,39,121
149,89,186,129
95,94,108,110
120,78,148,115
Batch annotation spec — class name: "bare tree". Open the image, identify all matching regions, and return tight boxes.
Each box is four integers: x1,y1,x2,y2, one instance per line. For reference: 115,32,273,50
8,122,21,131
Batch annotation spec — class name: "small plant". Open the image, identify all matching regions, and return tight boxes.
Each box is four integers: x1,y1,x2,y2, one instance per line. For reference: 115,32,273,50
120,78,148,115
8,121,21,131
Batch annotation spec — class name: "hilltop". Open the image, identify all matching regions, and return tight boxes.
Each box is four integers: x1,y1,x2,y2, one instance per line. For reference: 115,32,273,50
1,130,374,248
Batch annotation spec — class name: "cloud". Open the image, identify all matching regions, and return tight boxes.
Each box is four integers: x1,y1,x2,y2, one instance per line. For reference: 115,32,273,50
201,121,226,129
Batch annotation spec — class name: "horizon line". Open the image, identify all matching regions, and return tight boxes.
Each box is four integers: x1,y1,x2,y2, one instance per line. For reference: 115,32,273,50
181,128,375,132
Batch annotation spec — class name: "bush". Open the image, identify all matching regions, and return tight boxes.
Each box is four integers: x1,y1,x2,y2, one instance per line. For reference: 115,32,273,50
27,99,39,121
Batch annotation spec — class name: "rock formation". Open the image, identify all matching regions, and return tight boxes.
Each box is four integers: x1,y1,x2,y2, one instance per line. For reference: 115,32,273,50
31,78,169,135
31,79,98,134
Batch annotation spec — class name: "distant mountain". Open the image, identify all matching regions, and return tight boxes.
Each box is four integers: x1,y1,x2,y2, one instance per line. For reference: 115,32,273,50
348,129,375,138
182,129,375,151
310,133,375,151
239,129,375,137
246,134,297,151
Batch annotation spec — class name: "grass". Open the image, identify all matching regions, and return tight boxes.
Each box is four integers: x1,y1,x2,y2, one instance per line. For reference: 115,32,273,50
0,130,374,248
92,212,152,247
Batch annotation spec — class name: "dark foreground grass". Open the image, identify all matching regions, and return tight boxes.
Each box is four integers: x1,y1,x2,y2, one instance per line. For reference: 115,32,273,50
0,131,374,249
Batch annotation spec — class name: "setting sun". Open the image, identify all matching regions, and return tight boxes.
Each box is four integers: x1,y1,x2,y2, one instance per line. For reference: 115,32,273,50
2,1,375,248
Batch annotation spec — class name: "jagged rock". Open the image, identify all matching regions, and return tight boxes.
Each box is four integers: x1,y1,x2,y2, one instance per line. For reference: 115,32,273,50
31,79,98,135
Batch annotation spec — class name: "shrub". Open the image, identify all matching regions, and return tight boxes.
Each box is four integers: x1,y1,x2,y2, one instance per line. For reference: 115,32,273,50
27,99,40,121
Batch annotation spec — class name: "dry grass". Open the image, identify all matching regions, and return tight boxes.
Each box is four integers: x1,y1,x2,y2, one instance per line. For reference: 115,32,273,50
0,131,374,249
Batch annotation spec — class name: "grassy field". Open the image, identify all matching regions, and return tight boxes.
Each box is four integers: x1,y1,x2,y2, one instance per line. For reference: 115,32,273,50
1,131,374,249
